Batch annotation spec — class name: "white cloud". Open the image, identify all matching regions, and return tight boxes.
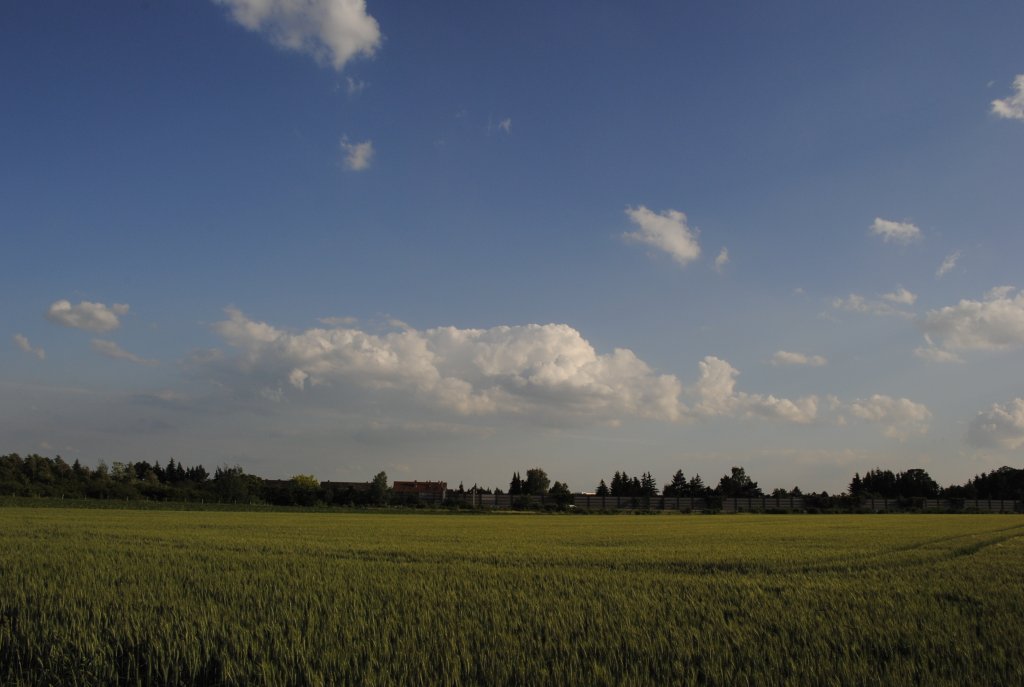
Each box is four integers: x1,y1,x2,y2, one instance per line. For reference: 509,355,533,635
214,0,381,71
340,137,373,170
967,398,1024,449
771,350,827,367
201,309,836,429
920,286,1024,353
623,206,701,267
870,217,922,244
209,307,688,422
936,251,960,278
91,339,159,366
714,247,729,273
498,118,512,134
694,356,818,424
13,334,45,360
913,341,963,364
832,293,912,318
991,74,1024,121
46,300,128,332
847,394,931,440
882,287,917,306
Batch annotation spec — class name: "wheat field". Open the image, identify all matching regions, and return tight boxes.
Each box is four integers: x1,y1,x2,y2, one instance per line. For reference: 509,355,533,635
1,508,1022,686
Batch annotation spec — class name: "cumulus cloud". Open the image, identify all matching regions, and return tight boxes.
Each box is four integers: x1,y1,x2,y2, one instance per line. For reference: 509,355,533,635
847,394,931,440
919,286,1024,353
91,339,159,366
623,206,701,267
46,300,128,332
882,287,917,306
936,251,960,278
197,309,842,431
714,247,729,273
991,75,1024,121
340,137,373,170
208,307,688,422
967,398,1024,449
870,217,922,244
771,350,827,367
214,0,381,71
832,293,912,318
13,334,45,360
694,356,818,424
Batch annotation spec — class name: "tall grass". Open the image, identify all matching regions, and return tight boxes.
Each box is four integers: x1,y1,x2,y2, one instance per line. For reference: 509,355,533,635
1,510,1022,685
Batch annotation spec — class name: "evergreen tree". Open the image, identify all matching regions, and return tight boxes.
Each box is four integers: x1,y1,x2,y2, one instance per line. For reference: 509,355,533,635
848,472,864,497
640,472,658,496
686,474,706,496
664,470,686,496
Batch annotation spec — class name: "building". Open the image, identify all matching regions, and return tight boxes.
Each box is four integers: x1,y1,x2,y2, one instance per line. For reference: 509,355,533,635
392,480,448,503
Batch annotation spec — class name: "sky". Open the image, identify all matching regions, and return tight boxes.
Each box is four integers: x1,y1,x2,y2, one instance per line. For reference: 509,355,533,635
2,0,1023,493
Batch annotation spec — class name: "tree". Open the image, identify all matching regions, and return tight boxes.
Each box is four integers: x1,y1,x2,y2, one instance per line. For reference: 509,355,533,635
686,474,706,497
549,481,572,506
596,479,609,496
640,472,658,497
509,472,523,495
369,471,390,505
524,468,550,495
848,472,864,498
213,465,259,503
610,471,626,496
290,474,321,506
664,470,687,496
861,468,897,498
895,468,939,499
716,466,762,498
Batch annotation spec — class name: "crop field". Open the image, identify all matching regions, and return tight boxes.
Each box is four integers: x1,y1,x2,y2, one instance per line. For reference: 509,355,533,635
1,509,1023,686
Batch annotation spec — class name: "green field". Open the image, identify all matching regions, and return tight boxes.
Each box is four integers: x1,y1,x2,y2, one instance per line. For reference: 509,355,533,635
1,509,1022,686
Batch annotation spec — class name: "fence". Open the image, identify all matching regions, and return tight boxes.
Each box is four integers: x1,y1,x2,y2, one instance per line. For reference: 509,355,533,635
440,492,1023,513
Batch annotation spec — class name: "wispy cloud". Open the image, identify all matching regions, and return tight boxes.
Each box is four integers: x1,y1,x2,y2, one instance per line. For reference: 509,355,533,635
46,300,128,332
832,293,913,318
497,118,511,134
913,339,963,364
92,339,159,366
345,76,366,95
714,247,729,273
214,0,381,71
870,217,922,244
771,351,827,367
340,137,374,171
623,206,701,267
991,74,1024,121
882,287,917,306
13,334,45,360
968,398,1024,449
936,251,960,278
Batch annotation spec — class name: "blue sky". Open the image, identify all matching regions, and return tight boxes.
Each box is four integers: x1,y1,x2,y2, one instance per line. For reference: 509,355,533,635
3,0,1023,492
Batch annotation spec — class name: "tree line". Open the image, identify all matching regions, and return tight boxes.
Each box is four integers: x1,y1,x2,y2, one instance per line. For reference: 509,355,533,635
0,454,390,506
2,452,1023,506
